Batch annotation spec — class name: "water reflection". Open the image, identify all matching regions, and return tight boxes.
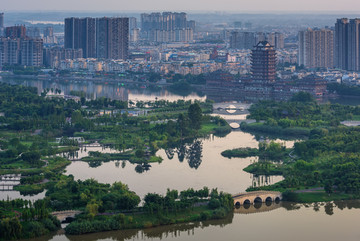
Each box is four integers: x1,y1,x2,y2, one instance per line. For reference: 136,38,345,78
66,132,284,199
26,200,360,241
234,200,282,214
165,138,204,169
0,190,46,201
0,78,205,103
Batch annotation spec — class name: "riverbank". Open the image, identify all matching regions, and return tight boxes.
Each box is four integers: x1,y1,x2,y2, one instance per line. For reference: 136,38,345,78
65,205,231,235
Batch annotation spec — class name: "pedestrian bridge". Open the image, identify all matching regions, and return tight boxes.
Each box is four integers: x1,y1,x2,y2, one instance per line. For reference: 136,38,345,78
232,191,282,206
51,210,82,222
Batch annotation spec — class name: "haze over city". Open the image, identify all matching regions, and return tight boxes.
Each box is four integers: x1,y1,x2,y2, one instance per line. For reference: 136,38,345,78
1,0,360,241
2,0,360,12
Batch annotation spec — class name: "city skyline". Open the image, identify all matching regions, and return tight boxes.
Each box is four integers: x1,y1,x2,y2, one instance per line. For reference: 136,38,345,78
2,0,360,12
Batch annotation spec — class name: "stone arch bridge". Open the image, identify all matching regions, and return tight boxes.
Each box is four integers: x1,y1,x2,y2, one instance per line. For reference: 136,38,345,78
51,210,82,222
232,191,282,206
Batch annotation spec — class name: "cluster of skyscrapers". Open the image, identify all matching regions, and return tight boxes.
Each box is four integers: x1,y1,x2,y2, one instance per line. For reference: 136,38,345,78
0,25,43,67
140,12,195,42
298,18,360,71
230,31,284,50
64,17,129,60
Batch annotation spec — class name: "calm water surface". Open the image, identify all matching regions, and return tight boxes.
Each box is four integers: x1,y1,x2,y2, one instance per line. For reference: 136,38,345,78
27,200,360,241
66,131,285,198
0,78,205,102
2,78,360,240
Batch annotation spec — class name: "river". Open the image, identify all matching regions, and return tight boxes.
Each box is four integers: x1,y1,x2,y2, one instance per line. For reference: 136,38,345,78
2,78,360,240
26,200,360,241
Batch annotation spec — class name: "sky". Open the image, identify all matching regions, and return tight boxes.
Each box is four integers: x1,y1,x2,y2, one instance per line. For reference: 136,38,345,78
2,0,360,12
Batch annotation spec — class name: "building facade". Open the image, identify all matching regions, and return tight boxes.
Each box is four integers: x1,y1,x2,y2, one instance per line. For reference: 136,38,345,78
335,18,349,70
298,28,334,68
230,31,284,50
348,19,360,71
335,18,360,71
65,17,129,60
140,12,194,42
0,37,43,67
0,24,43,68
20,38,43,66
5,25,26,39
0,13,4,37
43,47,83,68
64,17,96,58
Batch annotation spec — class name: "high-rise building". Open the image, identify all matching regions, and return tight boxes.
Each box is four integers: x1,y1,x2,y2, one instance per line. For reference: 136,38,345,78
107,18,128,60
267,32,284,49
335,18,348,70
65,17,128,60
0,38,21,66
20,38,43,66
348,19,360,71
129,17,139,43
0,13,4,29
141,12,194,42
96,17,129,60
5,25,26,39
298,28,334,68
230,31,256,49
0,37,43,67
26,27,41,38
0,24,43,67
230,31,284,50
44,27,54,38
0,13,4,37
64,17,96,58
251,41,277,83
43,27,57,44
335,18,360,71
129,17,137,30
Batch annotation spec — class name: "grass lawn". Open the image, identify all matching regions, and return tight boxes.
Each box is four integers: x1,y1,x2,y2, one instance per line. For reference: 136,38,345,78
199,122,218,135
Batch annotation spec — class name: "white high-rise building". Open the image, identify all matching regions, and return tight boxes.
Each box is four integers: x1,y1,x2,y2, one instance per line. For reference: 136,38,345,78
298,28,334,69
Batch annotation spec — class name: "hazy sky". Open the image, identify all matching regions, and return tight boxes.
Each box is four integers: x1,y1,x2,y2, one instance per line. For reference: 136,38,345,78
2,0,360,12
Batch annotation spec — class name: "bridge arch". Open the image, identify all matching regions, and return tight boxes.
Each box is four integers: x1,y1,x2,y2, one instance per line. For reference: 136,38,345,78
51,210,82,222
254,197,262,203
232,191,282,206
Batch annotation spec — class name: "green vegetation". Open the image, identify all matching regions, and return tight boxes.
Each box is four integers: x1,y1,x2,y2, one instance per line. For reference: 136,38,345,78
328,83,360,97
246,92,360,137
222,141,289,161
240,92,360,201
45,176,140,211
0,199,61,240
243,162,283,175
65,187,233,235
0,83,234,239
282,191,354,203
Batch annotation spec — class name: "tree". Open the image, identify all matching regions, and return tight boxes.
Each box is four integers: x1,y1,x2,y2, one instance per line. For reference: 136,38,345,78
188,103,202,130
290,91,314,102
21,151,41,164
86,199,102,219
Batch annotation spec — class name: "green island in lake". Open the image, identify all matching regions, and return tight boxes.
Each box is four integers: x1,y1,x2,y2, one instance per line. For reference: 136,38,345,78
1,83,360,240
